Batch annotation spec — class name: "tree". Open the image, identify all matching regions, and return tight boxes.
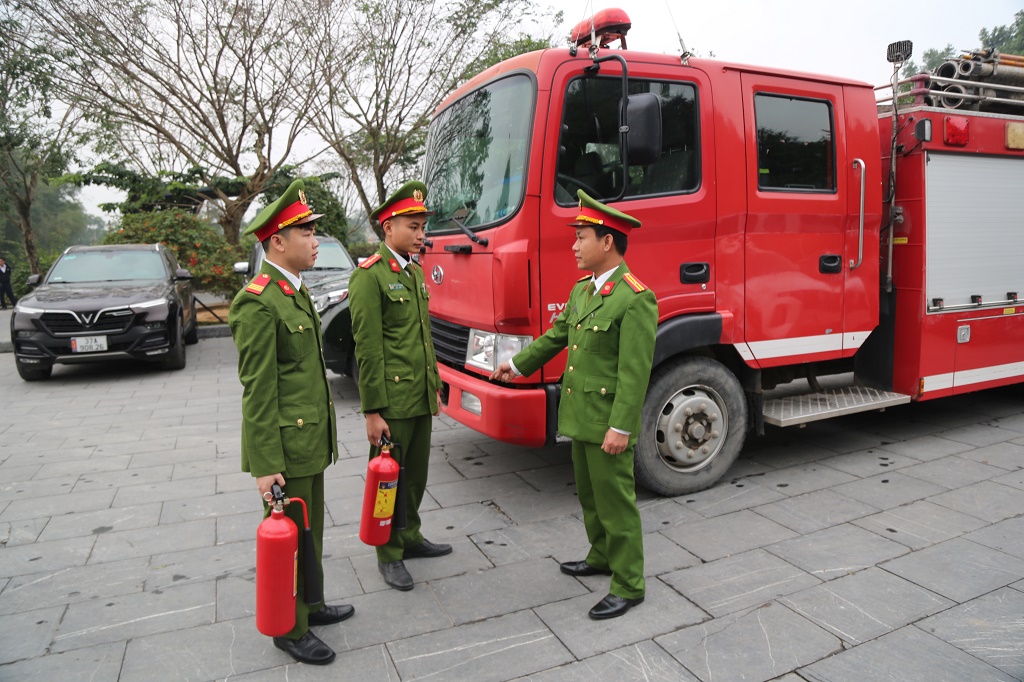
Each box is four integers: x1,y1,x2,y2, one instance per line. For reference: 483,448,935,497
901,44,956,78
0,9,88,274
23,0,344,244
310,0,560,238
980,10,1024,55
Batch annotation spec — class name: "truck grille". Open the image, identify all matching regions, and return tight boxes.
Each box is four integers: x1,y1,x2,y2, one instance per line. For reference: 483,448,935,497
39,309,135,336
429,316,470,368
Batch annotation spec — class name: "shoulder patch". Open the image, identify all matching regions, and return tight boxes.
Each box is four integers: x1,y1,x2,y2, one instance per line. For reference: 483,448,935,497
599,280,616,296
277,280,296,296
577,274,591,282
388,259,402,273
622,272,648,293
245,273,271,295
359,253,382,269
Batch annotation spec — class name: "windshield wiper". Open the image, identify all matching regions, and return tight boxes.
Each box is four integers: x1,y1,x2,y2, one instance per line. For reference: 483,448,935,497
434,210,488,247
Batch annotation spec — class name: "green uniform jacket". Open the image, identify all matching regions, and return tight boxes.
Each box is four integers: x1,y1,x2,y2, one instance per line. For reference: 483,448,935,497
229,262,339,478
349,244,441,418
513,262,658,444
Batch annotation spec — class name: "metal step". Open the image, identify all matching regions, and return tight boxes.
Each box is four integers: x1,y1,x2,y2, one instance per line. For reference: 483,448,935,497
763,386,912,427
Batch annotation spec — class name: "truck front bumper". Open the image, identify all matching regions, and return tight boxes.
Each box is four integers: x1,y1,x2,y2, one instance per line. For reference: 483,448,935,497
438,363,558,447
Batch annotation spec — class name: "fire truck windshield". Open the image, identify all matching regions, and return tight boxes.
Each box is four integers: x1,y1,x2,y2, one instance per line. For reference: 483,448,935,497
423,74,533,234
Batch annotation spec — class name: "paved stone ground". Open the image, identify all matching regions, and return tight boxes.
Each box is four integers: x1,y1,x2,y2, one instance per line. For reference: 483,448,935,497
2,335,1024,681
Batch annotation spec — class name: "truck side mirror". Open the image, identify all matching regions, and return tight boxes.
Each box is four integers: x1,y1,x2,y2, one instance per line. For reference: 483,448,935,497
625,93,662,166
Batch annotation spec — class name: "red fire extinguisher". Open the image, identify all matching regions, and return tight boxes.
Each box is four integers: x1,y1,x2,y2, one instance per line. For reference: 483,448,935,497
255,483,323,637
359,435,406,545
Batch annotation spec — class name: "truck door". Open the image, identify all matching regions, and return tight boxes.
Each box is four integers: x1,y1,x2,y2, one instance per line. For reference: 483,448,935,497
740,74,849,365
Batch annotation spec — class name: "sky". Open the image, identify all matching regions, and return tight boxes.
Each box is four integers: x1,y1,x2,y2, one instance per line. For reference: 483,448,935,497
78,0,1021,219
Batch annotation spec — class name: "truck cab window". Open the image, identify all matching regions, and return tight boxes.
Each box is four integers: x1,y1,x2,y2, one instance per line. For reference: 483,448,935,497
754,94,835,192
555,78,699,204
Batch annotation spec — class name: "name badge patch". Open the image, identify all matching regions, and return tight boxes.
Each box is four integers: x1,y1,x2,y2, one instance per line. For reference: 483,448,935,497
388,283,406,290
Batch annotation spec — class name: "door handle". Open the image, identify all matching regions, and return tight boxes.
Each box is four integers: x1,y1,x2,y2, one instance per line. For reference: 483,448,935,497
851,158,866,270
680,262,710,283
819,254,842,274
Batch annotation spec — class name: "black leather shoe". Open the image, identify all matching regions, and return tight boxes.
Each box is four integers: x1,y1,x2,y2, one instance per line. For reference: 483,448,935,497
559,560,612,577
588,594,644,620
403,539,453,559
273,631,336,665
307,603,355,626
379,560,414,590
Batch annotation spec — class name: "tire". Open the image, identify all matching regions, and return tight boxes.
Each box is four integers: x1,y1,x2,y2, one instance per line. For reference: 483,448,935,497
634,356,747,496
184,299,199,345
16,360,52,381
163,315,187,370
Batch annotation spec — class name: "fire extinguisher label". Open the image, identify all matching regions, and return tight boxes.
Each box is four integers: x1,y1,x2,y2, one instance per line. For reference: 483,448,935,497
373,479,398,518
292,550,298,597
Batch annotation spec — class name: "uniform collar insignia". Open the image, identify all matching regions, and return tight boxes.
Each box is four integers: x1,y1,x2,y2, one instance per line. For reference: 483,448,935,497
389,258,401,273
277,280,296,296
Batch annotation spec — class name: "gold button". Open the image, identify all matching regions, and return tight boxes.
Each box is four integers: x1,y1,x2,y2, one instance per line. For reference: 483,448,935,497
297,418,304,426
566,388,572,395
576,324,581,330
394,375,400,383
399,297,405,303
600,388,607,395
568,366,574,372
572,344,578,351
593,325,599,331
298,325,304,331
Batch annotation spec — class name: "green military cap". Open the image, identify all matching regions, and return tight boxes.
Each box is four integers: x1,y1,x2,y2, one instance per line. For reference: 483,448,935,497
244,179,323,241
569,189,641,235
370,180,435,222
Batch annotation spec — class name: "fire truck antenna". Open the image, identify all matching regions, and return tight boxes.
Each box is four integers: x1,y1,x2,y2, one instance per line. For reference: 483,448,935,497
568,0,594,56
662,0,691,64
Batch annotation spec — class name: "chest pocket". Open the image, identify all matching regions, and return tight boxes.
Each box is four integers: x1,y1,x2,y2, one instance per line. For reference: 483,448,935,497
280,315,316,359
583,316,614,352
385,287,416,323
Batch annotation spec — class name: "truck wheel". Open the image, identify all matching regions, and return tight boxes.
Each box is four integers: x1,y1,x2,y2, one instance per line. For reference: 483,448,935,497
635,356,747,496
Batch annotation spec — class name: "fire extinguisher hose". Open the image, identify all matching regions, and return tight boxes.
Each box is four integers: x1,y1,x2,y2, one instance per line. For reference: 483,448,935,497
270,483,323,606
391,439,408,530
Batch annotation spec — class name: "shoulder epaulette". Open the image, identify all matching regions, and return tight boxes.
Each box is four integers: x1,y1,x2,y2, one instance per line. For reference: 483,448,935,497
577,274,591,282
622,272,648,293
245,273,271,295
277,279,296,296
359,253,382,269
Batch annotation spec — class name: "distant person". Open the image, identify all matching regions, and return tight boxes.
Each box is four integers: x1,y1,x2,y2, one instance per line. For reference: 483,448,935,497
492,191,657,620
229,179,353,666
348,180,451,592
0,257,16,309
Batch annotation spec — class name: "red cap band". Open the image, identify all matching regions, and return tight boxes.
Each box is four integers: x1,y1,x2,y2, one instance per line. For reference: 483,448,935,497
254,200,313,241
572,206,634,235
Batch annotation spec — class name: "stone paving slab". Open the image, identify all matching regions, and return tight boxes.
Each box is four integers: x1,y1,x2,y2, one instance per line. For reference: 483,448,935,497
470,516,591,567
779,566,952,645
956,440,1024,471
876,433,976,460
660,508,798,561
919,586,1024,678
90,518,215,565
388,610,573,681
817,446,919,477
881,537,1024,603
655,602,842,682
765,523,909,581
927,479,1024,523
800,624,1016,681
0,641,126,681
512,639,699,682
0,604,64,664
964,514,1024,559
753,489,878,535
850,499,988,550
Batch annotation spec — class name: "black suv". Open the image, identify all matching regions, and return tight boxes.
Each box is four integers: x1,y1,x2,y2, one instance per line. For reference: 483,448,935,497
11,244,198,380
234,234,356,377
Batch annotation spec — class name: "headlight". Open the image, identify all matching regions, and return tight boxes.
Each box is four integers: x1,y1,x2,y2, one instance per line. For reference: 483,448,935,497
313,289,348,314
130,298,167,312
464,329,533,372
13,303,45,314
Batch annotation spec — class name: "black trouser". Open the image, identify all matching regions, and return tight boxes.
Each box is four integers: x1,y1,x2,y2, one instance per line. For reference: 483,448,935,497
0,279,14,307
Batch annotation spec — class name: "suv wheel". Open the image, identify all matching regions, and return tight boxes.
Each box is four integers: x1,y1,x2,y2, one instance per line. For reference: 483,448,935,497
163,315,187,370
184,298,199,345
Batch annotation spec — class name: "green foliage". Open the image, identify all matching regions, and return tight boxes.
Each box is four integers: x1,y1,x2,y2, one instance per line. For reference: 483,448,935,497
102,211,246,297
980,10,1024,55
1,247,61,298
901,44,956,79
345,241,380,259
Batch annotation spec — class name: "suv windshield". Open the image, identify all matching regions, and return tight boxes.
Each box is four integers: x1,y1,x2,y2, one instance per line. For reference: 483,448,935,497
423,74,533,233
48,250,166,283
311,240,355,270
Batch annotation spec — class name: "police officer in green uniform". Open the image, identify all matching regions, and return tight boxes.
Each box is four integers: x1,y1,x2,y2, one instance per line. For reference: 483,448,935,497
229,179,354,665
492,190,657,619
349,180,451,591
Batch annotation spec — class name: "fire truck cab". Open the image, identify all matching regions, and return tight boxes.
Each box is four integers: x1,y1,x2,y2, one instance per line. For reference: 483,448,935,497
419,11,1024,495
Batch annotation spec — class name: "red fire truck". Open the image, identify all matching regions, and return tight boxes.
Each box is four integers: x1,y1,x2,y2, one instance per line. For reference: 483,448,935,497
418,8,1024,495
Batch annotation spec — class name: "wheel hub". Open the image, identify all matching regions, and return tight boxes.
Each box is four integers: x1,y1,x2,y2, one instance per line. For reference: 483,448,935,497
655,386,727,473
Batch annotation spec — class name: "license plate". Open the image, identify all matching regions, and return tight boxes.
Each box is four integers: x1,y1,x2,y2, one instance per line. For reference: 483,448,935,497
71,336,108,353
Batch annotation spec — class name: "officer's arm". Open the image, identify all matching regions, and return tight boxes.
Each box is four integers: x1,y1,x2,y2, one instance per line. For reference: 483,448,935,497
349,268,389,413
511,286,575,377
233,299,286,476
609,291,658,433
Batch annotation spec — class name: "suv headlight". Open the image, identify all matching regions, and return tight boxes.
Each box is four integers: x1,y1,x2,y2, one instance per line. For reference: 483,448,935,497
465,329,533,372
313,289,348,314
14,303,45,314
130,298,167,312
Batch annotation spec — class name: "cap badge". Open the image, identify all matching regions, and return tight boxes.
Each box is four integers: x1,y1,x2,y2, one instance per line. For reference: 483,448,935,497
413,189,424,202
298,189,307,205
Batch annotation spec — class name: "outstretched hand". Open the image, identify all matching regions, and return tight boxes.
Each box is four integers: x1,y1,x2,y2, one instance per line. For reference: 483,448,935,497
491,361,514,383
